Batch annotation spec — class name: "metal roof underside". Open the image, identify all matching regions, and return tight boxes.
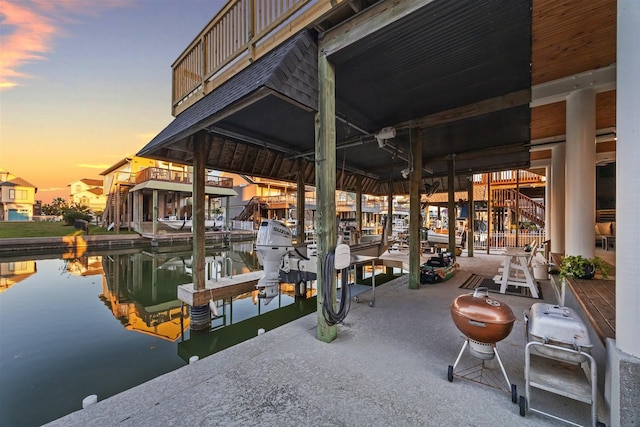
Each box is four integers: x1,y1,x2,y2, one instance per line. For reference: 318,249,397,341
138,0,532,196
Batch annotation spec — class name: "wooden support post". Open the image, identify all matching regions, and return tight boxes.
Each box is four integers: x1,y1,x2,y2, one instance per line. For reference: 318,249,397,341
356,175,363,235
225,196,230,229
409,128,422,289
297,158,306,244
467,173,474,257
487,173,492,254
515,169,520,247
128,191,133,231
152,190,158,236
192,133,207,292
315,53,337,342
447,156,456,260
115,183,121,233
387,184,393,241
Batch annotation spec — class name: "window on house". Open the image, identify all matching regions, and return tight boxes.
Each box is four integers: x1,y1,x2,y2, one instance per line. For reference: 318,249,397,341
9,189,15,199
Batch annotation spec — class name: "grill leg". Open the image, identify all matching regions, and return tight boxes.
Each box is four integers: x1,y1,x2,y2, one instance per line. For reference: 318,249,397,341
493,345,511,388
452,339,469,371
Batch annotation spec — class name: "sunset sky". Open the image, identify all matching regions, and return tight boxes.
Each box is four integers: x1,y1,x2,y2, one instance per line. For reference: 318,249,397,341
1,0,226,204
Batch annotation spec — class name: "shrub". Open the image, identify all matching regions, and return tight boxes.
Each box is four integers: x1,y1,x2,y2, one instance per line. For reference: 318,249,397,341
61,205,92,226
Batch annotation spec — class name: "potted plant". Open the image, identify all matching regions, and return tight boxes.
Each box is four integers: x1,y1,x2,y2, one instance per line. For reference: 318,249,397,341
559,255,609,280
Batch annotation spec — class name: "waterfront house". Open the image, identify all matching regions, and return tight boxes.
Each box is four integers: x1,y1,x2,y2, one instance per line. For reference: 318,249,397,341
0,168,37,221
68,178,107,214
100,156,236,233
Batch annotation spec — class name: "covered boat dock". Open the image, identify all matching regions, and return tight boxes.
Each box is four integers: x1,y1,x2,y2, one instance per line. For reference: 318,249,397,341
132,0,638,424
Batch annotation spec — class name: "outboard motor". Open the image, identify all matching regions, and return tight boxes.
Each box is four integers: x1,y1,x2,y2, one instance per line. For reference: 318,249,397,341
255,220,294,304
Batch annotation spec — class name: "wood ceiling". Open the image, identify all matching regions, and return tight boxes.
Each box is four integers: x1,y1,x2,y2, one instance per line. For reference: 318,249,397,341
531,0,616,147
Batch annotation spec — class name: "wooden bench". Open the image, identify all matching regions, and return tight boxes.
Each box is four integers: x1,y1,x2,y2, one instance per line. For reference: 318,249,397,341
550,253,615,345
566,276,615,344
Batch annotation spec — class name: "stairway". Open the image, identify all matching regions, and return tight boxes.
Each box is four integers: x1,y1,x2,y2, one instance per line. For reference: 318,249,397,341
101,184,130,228
492,188,545,228
235,196,268,222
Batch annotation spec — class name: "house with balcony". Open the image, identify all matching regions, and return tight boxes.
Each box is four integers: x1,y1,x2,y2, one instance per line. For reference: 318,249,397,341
100,157,236,234
68,178,107,213
0,168,37,221
225,172,384,234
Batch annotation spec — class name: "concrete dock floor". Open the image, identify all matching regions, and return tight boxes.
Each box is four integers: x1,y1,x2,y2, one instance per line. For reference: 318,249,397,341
47,250,609,426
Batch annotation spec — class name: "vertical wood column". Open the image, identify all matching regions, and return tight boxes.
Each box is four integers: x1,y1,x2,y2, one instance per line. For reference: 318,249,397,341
315,53,337,343
356,175,363,236
152,190,158,236
132,190,139,232
550,144,565,254
387,185,393,241
297,158,306,244
515,169,520,247
192,133,207,292
115,183,121,233
467,174,474,257
225,197,230,229
409,128,422,289
447,156,456,260
138,192,144,233
487,173,491,254
565,89,596,258
127,191,132,231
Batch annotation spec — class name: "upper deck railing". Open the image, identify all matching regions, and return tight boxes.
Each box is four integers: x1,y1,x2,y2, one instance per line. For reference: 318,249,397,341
172,0,344,115
135,168,234,188
473,170,545,186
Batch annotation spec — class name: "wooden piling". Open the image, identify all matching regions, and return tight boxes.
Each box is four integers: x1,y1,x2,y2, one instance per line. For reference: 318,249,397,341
315,53,337,343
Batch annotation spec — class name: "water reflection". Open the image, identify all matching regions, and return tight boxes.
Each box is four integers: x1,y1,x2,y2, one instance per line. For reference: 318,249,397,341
0,259,37,293
178,295,317,362
0,242,316,427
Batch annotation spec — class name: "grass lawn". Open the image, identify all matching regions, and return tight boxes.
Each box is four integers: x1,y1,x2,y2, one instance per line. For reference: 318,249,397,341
0,222,136,238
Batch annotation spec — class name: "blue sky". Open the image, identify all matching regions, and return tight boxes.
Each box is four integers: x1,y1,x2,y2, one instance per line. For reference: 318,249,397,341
1,0,226,203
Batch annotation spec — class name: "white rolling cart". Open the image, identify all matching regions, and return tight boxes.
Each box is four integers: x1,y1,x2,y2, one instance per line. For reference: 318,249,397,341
520,303,605,427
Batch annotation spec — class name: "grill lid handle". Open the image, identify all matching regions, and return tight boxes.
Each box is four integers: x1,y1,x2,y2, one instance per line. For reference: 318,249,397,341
473,287,489,298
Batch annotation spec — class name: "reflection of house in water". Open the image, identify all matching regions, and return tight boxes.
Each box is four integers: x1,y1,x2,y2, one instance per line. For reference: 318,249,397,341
100,251,193,341
64,256,104,277
93,243,316,351
178,293,317,363
0,260,36,293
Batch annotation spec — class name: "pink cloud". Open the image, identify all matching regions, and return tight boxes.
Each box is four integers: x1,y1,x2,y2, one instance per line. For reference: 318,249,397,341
0,1,56,88
0,0,133,90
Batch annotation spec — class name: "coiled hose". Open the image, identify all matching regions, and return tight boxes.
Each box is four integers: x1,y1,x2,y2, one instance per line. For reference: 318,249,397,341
321,249,351,325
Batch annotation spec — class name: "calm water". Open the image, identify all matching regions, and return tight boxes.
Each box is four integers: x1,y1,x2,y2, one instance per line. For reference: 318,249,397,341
0,243,317,427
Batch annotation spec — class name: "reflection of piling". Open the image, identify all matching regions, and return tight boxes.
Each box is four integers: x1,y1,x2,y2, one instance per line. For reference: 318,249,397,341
190,305,210,330
294,281,307,297
178,271,264,331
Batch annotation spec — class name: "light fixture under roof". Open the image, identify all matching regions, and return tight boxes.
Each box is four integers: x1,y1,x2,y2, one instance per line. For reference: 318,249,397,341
375,127,396,147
